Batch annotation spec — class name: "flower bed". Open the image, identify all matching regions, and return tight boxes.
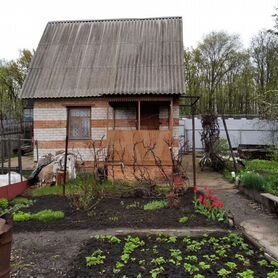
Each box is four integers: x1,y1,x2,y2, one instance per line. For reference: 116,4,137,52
67,233,278,278
14,189,227,233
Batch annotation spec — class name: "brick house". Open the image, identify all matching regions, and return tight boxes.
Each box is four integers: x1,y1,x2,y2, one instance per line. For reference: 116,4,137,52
20,17,185,181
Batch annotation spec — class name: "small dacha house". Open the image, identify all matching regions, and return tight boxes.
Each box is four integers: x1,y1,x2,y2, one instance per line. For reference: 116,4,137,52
20,17,185,181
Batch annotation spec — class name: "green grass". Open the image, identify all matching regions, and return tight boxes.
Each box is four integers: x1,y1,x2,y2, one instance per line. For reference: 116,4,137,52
241,172,278,195
31,173,133,197
31,184,79,197
245,160,278,175
13,209,64,222
143,200,168,211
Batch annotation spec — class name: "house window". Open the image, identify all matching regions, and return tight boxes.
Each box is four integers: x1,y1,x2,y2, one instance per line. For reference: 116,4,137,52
69,108,91,139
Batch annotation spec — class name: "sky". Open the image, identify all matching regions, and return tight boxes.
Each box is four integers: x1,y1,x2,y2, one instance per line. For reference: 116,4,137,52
0,0,277,61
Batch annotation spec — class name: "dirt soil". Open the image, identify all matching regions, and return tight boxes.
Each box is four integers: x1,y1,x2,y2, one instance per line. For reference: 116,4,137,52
14,189,225,233
66,234,276,278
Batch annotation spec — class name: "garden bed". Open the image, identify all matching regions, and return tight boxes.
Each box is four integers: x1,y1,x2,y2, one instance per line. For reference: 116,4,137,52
14,189,226,232
67,233,278,278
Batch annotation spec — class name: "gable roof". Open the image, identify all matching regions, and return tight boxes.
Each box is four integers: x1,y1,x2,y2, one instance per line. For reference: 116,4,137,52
20,17,184,99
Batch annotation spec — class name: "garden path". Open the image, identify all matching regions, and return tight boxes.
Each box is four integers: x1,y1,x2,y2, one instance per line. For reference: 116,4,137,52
186,159,278,261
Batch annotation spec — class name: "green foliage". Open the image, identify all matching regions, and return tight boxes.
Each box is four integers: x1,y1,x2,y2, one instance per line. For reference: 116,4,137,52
184,263,199,275
218,268,232,277
143,200,168,211
0,49,33,121
13,212,32,222
179,216,189,224
150,266,165,278
241,170,278,195
10,197,34,206
126,201,141,209
31,184,81,197
241,172,265,191
109,216,119,222
95,235,121,244
237,269,254,278
267,271,278,278
151,257,166,266
0,198,9,209
86,249,106,266
193,187,227,222
13,210,64,222
225,261,237,271
245,160,278,175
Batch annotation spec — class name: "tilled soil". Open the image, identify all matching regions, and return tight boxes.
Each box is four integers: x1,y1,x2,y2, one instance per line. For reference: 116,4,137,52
14,190,225,233
66,233,277,278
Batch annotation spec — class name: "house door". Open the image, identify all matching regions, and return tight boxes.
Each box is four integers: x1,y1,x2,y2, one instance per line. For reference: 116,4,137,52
140,103,159,130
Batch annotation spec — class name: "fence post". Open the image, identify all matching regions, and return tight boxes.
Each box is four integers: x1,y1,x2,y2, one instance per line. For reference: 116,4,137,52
8,137,11,185
18,135,23,181
0,137,3,174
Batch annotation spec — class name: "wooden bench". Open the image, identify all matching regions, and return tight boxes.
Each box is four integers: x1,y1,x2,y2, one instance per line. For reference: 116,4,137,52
238,144,274,160
261,193,278,216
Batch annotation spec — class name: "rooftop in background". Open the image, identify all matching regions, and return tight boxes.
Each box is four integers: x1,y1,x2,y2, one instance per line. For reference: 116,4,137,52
20,17,184,99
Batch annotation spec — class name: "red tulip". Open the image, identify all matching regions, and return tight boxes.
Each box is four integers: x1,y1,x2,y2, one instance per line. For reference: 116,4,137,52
194,186,198,194
198,195,203,203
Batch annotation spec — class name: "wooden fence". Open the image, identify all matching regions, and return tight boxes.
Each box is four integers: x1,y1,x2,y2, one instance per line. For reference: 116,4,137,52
107,130,172,166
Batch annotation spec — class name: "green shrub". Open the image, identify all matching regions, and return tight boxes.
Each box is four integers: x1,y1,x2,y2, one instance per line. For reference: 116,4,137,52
241,172,278,195
245,160,278,175
143,200,168,211
32,210,64,222
179,217,189,224
241,172,265,191
13,212,32,222
10,197,34,207
13,210,64,222
0,198,9,209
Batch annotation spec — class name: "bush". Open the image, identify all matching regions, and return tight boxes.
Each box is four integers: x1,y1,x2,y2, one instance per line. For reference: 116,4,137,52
0,198,9,209
13,210,64,222
143,200,168,211
10,197,34,207
13,212,32,222
241,172,278,195
179,216,189,224
32,210,64,222
245,160,278,175
241,172,265,191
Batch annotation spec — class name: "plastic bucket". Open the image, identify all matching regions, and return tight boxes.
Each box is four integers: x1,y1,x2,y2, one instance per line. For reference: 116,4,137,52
0,219,12,278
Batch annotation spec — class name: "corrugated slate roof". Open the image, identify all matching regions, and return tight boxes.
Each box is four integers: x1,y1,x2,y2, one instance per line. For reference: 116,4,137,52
20,17,184,99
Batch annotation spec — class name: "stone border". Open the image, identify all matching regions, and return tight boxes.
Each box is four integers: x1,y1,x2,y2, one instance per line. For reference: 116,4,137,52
239,186,278,216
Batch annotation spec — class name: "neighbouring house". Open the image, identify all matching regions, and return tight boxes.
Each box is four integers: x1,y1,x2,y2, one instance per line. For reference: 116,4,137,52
20,17,185,181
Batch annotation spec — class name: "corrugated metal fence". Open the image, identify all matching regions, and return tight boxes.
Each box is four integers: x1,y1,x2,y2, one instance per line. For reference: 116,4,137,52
179,117,278,151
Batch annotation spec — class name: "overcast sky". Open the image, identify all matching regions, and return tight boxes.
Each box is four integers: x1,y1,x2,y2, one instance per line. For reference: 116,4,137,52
0,0,277,61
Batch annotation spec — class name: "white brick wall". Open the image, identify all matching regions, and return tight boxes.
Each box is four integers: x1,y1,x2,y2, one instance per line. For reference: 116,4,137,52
37,148,106,161
34,108,67,121
34,128,66,141
173,105,179,118
91,107,112,120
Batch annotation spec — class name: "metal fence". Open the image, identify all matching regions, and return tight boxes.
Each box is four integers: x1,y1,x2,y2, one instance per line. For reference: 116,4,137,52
180,117,278,151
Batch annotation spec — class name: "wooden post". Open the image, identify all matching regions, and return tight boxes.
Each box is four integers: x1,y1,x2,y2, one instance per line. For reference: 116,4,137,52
63,108,70,195
18,135,22,182
0,137,3,174
137,100,141,130
8,137,11,185
169,99,173,131
191,104,197,187
222,115,238,173
35,140,39,163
